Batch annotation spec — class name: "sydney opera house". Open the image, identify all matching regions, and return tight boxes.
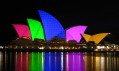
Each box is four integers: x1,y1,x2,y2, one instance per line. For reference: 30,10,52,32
1,10,119,51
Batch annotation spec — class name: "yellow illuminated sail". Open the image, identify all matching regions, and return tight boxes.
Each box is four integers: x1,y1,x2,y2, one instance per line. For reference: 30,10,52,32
91,33,110,44
82,33,110,44
82,34,91,42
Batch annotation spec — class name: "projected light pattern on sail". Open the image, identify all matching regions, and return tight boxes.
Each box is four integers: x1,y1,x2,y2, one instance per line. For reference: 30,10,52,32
27,18,45,41
12,24,31,39
38,10,65,41
66,25,87,43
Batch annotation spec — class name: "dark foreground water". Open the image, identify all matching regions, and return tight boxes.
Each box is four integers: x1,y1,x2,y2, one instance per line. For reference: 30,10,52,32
0,51,119,71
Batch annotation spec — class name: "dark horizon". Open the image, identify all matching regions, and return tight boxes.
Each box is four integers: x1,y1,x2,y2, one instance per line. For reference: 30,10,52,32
1,1,119,45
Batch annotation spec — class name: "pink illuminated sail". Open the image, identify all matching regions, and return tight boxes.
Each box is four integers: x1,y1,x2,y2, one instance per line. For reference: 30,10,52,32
66,25,87,43
12,24,31,39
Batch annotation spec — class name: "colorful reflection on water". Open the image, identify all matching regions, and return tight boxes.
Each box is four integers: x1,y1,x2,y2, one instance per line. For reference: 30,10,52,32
1,51,119,71
44,52,63,71
66,52,85,71
16,52,29,71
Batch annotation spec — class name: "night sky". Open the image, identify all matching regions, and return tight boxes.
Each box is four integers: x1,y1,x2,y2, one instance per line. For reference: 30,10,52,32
1,1,119,45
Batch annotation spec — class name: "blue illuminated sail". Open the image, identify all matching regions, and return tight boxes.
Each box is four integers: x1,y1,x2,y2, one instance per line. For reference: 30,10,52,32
38,10,65,41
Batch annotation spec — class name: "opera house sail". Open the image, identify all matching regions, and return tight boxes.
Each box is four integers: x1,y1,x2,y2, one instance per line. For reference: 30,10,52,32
27,18,45,41
82,34,91,42
12,24,31,39
38,10,65,41
66,25,87,43
82,33,110,44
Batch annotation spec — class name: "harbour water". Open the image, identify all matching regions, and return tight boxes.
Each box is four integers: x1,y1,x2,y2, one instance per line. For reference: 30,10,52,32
0,51,119,71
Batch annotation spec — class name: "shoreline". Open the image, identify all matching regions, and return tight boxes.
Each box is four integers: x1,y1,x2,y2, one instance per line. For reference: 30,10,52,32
0,48,119,52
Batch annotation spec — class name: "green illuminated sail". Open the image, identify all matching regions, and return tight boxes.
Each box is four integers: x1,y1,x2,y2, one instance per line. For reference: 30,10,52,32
27,18,45,41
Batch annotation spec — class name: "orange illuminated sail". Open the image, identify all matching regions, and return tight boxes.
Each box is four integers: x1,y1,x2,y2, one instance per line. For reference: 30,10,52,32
82,34,91,42
82,33,110,44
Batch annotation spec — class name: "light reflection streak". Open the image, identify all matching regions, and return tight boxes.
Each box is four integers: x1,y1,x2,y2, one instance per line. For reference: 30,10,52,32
16,52,22,71
49,52,51,71
66,52,85,71
15,52,17,71
21,52,22,71
73,52,74,71
113,53,117,71
67,52,73,71
91,52,94,71
108,53,112,71
66,52,68,71
15,52,29,71
42,52,44,71
26,52,29,71
84,53,87,71
51,52,55,71
100,55,105,71
44,52,51,71
94,53,100,71
30,52,43,71
55,52,56,71
0,52,3,71
106,52,109,71
5,51,7,71
61,52,63,71
56,52,62,71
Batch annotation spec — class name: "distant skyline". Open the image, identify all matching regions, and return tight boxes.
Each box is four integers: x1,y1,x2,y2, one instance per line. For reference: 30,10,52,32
1,1,119,45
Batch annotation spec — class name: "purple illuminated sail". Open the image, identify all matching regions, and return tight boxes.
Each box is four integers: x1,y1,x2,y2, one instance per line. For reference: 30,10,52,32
66,25,87,43
12,24,31,39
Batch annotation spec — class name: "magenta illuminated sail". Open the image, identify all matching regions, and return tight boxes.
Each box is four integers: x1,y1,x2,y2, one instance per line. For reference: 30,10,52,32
66,25,87,43
12,24,31,39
